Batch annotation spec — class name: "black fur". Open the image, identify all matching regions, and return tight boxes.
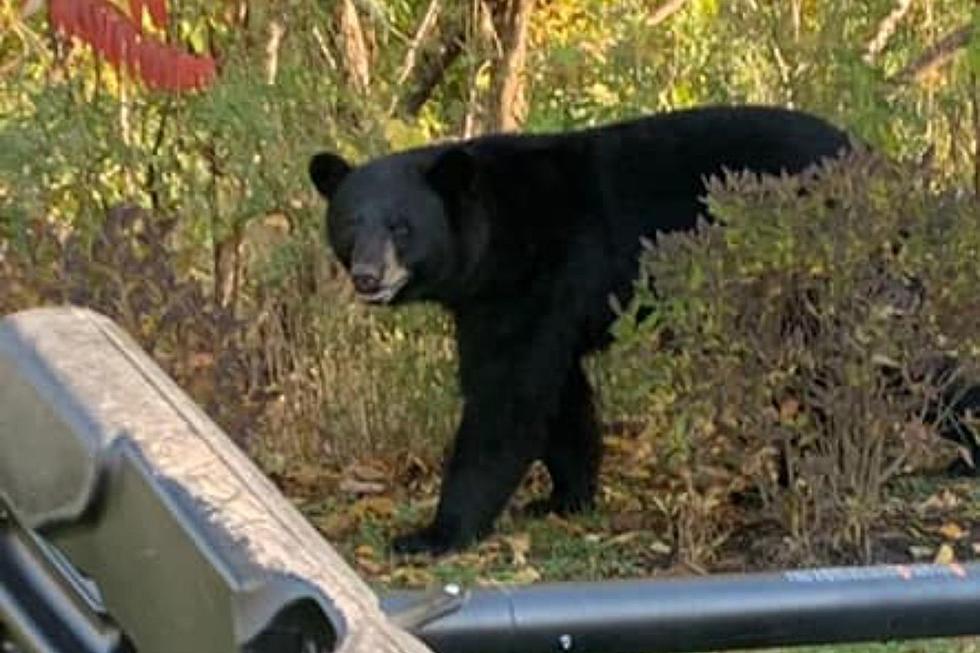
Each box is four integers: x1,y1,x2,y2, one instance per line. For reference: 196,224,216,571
310,106,857,555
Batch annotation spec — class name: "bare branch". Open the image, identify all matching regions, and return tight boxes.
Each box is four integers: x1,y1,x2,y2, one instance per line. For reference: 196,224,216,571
397,18,467,117
265,19,286,85
648,0,691,29
864,0,915,64
395,0,442,86
891,24,972,83
311,25,338,71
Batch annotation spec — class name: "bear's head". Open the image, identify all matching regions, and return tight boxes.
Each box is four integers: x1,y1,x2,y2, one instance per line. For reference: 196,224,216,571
309,147,486,305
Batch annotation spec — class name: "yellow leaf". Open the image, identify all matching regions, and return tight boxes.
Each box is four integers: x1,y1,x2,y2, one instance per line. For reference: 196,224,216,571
351,496,396,519
357,558,384,575
937,522,967,541
315,512,357,539
340,478,387,495
779,398,800,422
389,566,434,587
934,543,956,565
506,567,541,585
349,462,389,482
650,540,673,555
606,531,640,546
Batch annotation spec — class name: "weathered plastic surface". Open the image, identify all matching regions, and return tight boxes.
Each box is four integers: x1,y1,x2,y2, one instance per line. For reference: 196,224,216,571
0,306,431,653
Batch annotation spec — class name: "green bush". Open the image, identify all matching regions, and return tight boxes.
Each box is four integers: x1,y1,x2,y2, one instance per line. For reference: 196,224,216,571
609,150,980,563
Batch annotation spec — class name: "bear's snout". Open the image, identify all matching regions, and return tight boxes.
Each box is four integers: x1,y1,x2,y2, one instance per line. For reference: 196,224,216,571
351,264,382,295
347,234,411,304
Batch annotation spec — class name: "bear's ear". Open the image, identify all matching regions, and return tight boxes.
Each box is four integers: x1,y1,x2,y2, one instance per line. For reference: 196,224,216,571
426,147,477,198
309,151,353,200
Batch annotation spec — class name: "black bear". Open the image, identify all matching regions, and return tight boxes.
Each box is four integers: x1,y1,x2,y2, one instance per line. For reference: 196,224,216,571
309,105,856,555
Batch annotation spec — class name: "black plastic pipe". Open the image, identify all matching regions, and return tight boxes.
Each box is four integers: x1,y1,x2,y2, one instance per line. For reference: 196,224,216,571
382,562,980,653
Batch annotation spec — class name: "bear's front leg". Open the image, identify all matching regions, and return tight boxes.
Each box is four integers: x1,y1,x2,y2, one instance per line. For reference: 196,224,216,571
392,403,548,555
391,303,577,555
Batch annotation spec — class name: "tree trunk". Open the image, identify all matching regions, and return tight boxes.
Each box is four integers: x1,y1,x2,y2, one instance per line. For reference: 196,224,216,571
487,0,535,132
334,0,371,95
649,0,691,28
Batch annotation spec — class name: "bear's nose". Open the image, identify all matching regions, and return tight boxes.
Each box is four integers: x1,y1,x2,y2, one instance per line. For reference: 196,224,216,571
351,271,382,295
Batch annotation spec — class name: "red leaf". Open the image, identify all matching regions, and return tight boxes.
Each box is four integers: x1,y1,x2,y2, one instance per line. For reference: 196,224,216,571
102,12,122,68
127,0,143,32
48,0,67,31
48,0,214,93
147,0,168,29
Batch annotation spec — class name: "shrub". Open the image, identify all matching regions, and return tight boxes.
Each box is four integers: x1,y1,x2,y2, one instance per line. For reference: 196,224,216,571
610,150,980,564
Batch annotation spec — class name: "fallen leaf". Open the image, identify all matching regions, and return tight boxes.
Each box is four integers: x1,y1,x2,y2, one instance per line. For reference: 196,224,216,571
506,566,541,584
545,513,585,535
289,463,322,488
389,566,434,587
340,478,387,495
620,466,652,480
606,531,640,546
934,543,956,565
917,489,960,513
356,558,384,575
354,543,384,575
649,540,672,555
779,398,800,422
316,512,357,539
351,496,396,519
349,462,389,482
609,511,650,533
604,436,632,453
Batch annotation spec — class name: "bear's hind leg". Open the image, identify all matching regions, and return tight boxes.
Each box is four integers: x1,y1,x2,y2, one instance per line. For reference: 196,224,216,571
526,363,602,516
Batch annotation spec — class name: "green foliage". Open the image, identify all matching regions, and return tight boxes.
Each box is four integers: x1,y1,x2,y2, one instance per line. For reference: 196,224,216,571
969,8,980,73
610,151,980,560
528,0,976,187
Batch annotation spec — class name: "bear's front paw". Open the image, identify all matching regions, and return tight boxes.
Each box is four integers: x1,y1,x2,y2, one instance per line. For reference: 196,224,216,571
523,494,594,518
391,526,455,556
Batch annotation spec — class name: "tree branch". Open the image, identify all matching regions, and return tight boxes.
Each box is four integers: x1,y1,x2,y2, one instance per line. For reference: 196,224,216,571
649,0,691,29
395,0,441,86
265,19,286,85
397,17,466,117
891,24,972,83
864,0,915,63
